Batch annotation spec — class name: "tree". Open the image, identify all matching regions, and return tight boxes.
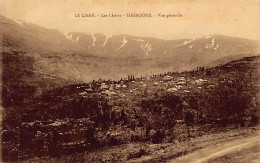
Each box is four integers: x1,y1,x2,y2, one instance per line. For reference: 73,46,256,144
206,72,258,126
184,111,194,137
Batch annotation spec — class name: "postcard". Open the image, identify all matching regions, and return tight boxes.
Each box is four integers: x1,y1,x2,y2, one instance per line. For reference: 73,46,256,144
0,0,259,162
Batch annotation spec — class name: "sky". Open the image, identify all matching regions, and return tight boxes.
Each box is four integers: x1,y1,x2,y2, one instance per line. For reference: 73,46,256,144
1,0,260,40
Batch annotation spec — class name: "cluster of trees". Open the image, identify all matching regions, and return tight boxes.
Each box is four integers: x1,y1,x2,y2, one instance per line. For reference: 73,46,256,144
2,51,36,108
201,72,259,126
196,67,205,71
139,93,183,143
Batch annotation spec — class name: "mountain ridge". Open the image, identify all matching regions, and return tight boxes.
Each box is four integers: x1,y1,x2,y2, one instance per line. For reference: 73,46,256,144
1,15,259,58
1,14,259,91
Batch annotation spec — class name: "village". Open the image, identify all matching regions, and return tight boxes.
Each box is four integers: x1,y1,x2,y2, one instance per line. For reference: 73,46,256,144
76,66,224,101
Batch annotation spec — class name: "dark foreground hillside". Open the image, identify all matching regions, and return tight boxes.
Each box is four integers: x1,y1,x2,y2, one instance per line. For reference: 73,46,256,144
1,55,260,162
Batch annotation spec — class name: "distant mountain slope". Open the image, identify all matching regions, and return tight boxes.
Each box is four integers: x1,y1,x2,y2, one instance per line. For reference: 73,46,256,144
65,32,260,59
1,15,259,93
1,15,259,59
0,15,91,55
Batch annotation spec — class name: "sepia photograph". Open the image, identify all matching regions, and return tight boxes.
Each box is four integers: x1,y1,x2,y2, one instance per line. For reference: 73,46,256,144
0,0,260,162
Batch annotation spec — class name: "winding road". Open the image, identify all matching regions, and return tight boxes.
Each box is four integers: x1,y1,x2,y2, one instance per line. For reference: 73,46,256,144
170,132,260,163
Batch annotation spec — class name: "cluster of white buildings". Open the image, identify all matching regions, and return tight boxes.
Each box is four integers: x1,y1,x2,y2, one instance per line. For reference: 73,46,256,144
77,73,215,98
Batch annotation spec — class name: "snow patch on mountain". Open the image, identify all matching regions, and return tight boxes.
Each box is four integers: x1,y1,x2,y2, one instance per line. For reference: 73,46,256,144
205,37,219,50
115,36,128,50
64,32,74,41
174,39,195,48
15,20,24,26
64,33,80,42
204,35,213,39
103,35,112,47
133,39,145,42
182,39,195,46
211,38,215,46
76,36,80,42
141,42,152,56
91,33,96,47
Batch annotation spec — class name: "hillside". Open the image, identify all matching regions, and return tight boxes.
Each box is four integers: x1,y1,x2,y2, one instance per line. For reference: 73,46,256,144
64,32,260,59
1,15,260,88
2,55,259,161
2,14,259,59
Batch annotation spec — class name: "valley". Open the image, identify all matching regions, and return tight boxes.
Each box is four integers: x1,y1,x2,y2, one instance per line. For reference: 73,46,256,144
1,15,260,84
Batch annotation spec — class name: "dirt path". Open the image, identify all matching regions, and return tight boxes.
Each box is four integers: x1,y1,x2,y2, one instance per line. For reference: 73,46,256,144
170,132,260,163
